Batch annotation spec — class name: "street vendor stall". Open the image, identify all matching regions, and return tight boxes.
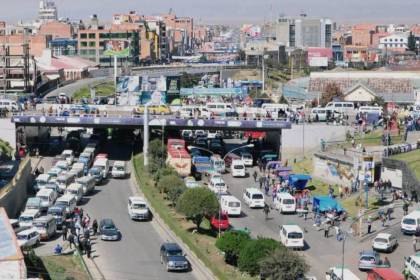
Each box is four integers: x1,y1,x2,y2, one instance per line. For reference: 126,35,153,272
312,196,344,213
288,174,312,191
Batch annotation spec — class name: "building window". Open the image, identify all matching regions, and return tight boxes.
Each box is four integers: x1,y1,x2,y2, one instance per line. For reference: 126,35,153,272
80,33,87,39
81,42,87,47
400,39,403,42
99,33,110,39
88,50,96,55
89,42,96,47
384,39,387,42
89,33,96,39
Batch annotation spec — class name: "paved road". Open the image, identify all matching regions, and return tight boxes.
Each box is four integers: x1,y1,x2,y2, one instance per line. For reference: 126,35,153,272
34,141,196,280
45,77,111,99
218,140,413,279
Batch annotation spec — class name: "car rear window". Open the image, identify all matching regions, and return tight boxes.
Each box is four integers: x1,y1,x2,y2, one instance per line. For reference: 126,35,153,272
252,194,263,199
374,238,388,243
288,232,303,239
283,199,295,204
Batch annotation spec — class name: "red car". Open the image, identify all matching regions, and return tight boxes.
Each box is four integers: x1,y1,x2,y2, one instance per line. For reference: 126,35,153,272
210,212,230,231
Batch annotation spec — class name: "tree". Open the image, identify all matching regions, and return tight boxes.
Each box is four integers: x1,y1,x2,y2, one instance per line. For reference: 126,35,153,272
372,96,385,108
279,95,288,104
238,238,280,276
148,139,166,173
167,183,187,207
320,83,343,106
153,166,178,183
259,247,310,280
157,175,187,206
216,230,251,266
176,187,219,230
180,72,200,88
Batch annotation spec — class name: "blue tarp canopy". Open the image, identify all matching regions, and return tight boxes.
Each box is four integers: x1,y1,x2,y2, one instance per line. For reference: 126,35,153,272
288,174,312,190
313,196,344,213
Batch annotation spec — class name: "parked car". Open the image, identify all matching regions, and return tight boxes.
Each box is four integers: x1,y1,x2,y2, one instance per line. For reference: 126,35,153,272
160,243,190,272
99,219,120,241
127,196,150,221
16,228,40,248
243,188,265,208
372,233,398,253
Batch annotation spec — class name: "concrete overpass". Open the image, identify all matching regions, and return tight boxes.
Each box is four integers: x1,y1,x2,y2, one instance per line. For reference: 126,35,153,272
11,114,289,158
130,63,249,77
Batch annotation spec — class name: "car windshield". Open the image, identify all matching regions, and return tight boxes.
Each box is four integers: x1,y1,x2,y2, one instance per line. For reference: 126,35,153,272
17,234,29,240
229,202,240,207
55,201,68,207
132,203,146,209
234,165,244,169
288,232,303,239
216,183,225,187
283,199,295,205
403,218,416,225
19,216,33,222
90,168,101,175
103,223,115,230
48,209,61,215
38,196,49,202
168,249,183,256
252,194,263,199
115,166,125,171
242,155,252,159
374,238,388,243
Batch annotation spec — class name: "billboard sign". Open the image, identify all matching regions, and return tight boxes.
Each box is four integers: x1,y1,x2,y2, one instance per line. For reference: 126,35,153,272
139,91,167,105
309,56,329,67
116,76,140,93
103,40,130,57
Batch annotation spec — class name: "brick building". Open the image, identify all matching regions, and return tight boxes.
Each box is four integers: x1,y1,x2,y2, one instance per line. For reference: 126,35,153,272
39,21,73,39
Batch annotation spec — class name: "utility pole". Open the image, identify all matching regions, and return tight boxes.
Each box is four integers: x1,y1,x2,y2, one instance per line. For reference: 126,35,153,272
114,55,118,107
143,105,149,167
262,55,265,94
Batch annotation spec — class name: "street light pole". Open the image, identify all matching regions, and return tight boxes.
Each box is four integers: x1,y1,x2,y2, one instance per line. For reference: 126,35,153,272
143,104,149,167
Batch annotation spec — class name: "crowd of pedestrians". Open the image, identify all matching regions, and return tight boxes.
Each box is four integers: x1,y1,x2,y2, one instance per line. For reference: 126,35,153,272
54,207,98,259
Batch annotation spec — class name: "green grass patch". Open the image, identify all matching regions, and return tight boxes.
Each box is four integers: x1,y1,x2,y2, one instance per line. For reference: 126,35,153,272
73,82,115,100
0,139,13,159
40,255,90,280
340,195,378,218
392,149,420,181
133,155,253,280
292,157,334,196
343,130,404,147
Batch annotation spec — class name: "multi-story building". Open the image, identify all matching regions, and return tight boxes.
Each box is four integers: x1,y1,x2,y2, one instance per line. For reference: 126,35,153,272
39,21,73,39
144,17,169,62
379,34,408,51
274,16,332,48
351,23,376,46
161,13,193,55
77,16,146,66
38,0,58,23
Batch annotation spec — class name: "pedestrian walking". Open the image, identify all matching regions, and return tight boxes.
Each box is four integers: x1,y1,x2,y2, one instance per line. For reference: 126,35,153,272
381,214,386,227
367,216,372,234
62,223,68,241
324,222,330,238
253,171,258,182
83,227,90,240
303,204,309,221
403,202,409,216
85,239,92,258
404,266,410,280
413,234,418,253
92,219,98,235
259,177,263,189
67,232,75,249
263,203,270,220
77,235,84,253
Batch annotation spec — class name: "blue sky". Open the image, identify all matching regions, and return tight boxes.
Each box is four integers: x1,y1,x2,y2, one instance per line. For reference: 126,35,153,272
1,0,419,24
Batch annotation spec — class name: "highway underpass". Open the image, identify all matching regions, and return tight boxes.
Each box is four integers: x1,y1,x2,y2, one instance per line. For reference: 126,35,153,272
11,115,290,158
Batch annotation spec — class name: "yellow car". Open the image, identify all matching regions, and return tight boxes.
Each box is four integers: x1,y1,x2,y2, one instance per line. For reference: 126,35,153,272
134,105,170,115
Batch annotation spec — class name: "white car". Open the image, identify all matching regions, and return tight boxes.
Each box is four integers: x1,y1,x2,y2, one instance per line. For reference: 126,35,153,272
111,161,128,178
231,160,246,177
128,196,150,221
243,188,265,208
61,150,75,165
208,177,228,194
240,152,253,167
19,209,41,228
372,233,398,252
16,228,40,248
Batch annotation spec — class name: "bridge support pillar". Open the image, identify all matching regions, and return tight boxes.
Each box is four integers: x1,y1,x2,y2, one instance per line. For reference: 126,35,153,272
143,106,149,166
265,130,282,161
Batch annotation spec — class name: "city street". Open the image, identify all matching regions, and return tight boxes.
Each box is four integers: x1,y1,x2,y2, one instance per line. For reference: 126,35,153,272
34,141,196,280
220,140,413,279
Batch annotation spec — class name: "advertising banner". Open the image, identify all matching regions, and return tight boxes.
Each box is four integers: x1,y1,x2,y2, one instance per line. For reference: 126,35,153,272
139,91,167,105
116,76,141,93
103,40,130,57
